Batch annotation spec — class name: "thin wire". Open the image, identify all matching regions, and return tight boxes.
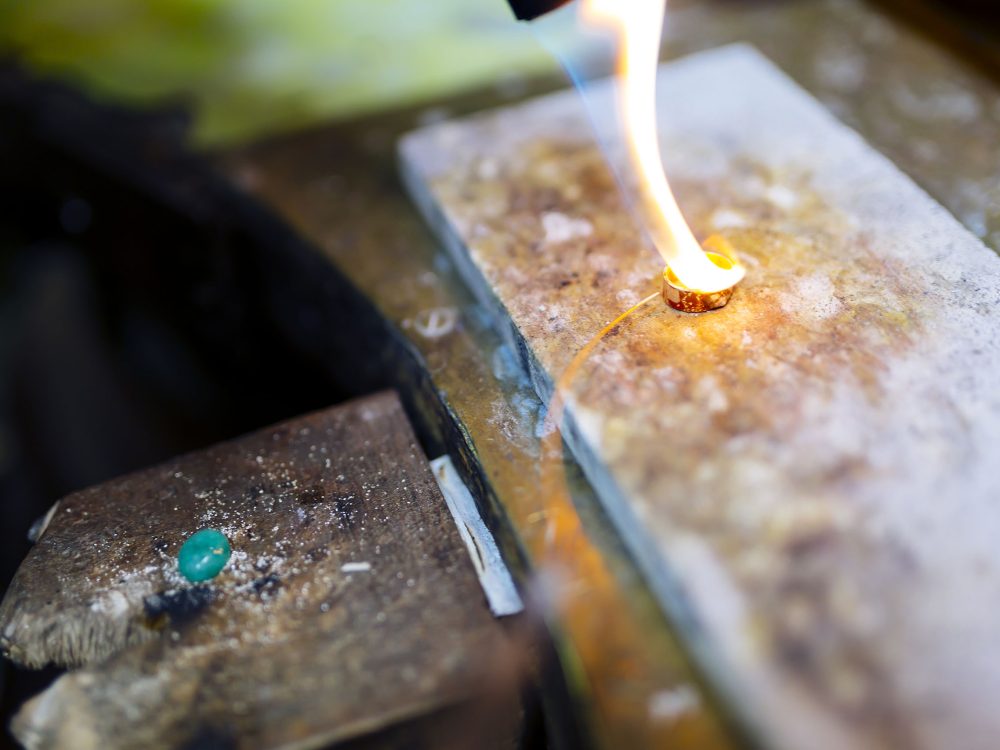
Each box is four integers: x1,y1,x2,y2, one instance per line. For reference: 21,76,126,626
536,290,660,556
524,288,678,737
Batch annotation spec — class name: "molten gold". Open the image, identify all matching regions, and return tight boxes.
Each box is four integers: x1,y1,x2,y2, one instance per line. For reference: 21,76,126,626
662,251,738,313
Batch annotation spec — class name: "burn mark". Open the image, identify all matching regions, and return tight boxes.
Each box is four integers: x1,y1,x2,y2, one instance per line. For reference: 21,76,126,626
250,575,281,599
152,538,171,554
181,726,237,750
244,483,268,498
332,493,361,530
305,545,330,564
144,586,215,627
297,484,325,505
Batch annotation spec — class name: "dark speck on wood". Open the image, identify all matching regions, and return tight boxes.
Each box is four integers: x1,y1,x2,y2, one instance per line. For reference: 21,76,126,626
250,575,281,598
297,485,325,505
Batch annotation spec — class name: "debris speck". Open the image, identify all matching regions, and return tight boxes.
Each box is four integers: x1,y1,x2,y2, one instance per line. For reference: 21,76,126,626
541,211,593,245
648,685,700,722
340,562,371,573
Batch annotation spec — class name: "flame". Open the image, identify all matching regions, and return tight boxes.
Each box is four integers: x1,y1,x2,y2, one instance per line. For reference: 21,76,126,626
580,0,745,293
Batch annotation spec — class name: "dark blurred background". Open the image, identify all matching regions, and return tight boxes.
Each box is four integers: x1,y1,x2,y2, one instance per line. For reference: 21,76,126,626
0,77,345,737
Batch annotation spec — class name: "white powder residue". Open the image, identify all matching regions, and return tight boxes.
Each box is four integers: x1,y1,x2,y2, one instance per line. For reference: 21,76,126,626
816,52,866,93
765,184,799,210
541,212,593,245
648,685,701,722
695,375,729,414
89,590,130,617
781,273,843,322
710,208,748,230
891,83,982,123
476,158,500,180
616,288,642,306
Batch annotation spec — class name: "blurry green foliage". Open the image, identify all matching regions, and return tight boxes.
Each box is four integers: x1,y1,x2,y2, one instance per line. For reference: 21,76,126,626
0,0,570,145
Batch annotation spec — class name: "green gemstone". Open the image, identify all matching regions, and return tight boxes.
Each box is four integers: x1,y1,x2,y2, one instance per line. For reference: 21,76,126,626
177,529,231,582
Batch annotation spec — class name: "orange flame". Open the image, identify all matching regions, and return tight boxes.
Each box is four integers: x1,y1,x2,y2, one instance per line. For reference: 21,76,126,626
580,0,745,293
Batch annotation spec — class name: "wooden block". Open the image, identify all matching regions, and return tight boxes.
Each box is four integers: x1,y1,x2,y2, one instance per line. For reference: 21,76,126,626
400,45,1000,750
0,392,507,749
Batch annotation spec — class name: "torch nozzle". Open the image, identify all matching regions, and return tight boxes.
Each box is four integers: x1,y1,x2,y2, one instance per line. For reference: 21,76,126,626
506,0,573,21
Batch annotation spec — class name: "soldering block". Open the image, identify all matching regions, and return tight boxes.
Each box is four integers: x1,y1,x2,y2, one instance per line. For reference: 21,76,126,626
400,44,1000,750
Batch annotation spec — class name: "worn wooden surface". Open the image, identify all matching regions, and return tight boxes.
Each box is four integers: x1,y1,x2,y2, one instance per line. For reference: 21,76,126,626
1,391,511,749
400,44,1000,750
